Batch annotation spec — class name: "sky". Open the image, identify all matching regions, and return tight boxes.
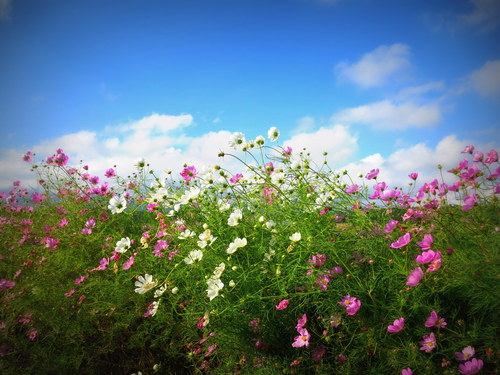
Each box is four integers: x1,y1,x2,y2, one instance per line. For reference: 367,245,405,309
0,0,499,191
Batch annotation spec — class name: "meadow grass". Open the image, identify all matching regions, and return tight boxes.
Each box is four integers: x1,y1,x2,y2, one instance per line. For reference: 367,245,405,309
0,136,499,374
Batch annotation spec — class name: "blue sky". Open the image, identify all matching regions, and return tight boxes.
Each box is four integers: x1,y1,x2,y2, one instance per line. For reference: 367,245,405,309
0,0,499,190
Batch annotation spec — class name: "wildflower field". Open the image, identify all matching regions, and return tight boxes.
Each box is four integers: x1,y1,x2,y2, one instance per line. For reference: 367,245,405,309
0,129,499,375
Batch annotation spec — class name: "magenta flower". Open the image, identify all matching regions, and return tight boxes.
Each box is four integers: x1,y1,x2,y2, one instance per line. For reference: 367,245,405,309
123,256,135,270
387,317,405,333
229,173,243,183
390,233,411,249
27,328,38,341
419,332,437,353
22,151,34,162
461,145,475,154
0,279,16,291
408,172,418,180
459,358,483,375
455,346,475,361
402,369,413,375
425,310,447,328
383,219,399,233
339,295,361,316
315,274,331,290
426,253,442,273
275,299,289,310
417,234,434,250
292,328,310,348
484,149,498,164
416,249,438,264
365,168,379,180
32,192,46,204
472,151,484,162
296,313,307,330
180,165,197,181
406,267,423,287
282,146,293,159
308,254,326,267
462,194,477,211
330,315,341,328
312,344,326,362
105,168,116,178
345,184,359,194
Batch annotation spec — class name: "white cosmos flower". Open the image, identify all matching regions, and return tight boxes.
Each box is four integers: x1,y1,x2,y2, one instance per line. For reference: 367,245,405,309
115,237,131,253
184,249,204,265
134,274,158,294
267,127,280,141
135,158,146,169
217,199,231,212
108,195,127,214
226,237,247,254
289,232,302,242
197,229,216,248
212,262,226,279
149,300,160,316
154,285,168,298
255,135,265,148
271,172,286,187
228,208,243,227
228,132,247,151
206,278,224,300
178,228,196,240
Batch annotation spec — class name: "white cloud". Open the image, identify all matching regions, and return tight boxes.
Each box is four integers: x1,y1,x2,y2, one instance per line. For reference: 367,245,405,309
292,116,316,135
396,81,446,100
0,114,234,190
284,124,359,167
339,134,496,190
335,44,411,88
469,60,500,97
0,0,12,21
460,0,500,33
331,100,442,129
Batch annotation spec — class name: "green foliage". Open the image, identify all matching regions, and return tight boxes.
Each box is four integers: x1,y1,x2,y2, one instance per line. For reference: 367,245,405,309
0,142,499,374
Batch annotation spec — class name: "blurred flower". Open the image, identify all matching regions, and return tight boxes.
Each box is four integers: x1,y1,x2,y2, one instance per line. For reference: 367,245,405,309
406,267,423,287
206,278,224,300
365,168,379,180
401,368,413,375
339,295,361,316
226,237,247,254
455,346,475,361
459,358,483,375
228,208,243,227
425,310,447,328
267,127,280,142
180,166,197,181
184,249,204,265
289,232,301,242
292,328,310,348
390,233,411,248
275,299,289,310
115,237,131,253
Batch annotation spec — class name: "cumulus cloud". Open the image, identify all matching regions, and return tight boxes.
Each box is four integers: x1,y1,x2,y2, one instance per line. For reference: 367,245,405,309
331,100,442,130
460,0,500,33
284,124,359,167
339,134,496,190
0,0,12,21
469,60,500,97
0,114,235,190
335,44,411,89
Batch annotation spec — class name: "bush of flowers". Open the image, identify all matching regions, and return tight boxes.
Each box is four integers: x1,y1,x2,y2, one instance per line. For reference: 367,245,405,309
0,129,499,374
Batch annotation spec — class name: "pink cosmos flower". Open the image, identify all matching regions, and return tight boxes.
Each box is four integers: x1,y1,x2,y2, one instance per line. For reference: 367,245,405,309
426,253,442,273
472,151,484,162
387,317,405,333
282,146,293,159
296,314,307,330
459,358,483,375
384,219,399,233
484,149,498,164
330,315,341,328
417,234,434,250
123,256,135,270
339,295,361,316
105,168,116,178
275,299,289,310
180,166,197,181
64,289,76,297
390,233,411,249
408,172,418,180
462,194,477,211
22,151,34,162
312,344,326,362
406,267,424,287
461,145,475,154
402,368,413,375
229,173,243,184
308,254,326,267
27,328,38,341
292,328,310,348
0,279,16,291
419,332,437,353
345,184,359,194
416,250,439,264
455,346,475,361
425,310,447,328
315,274,331,290
365,168,379,180
74,276,86,284
32,192,46,204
